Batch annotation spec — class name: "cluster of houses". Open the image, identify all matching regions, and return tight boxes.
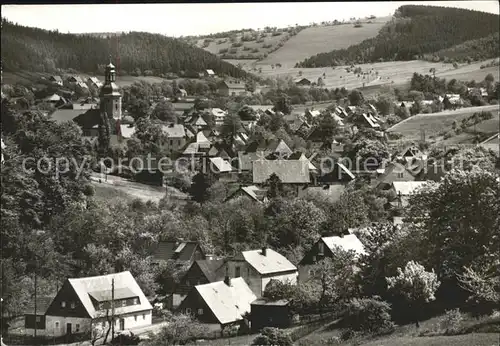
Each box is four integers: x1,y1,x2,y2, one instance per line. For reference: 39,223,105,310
20,232,371,339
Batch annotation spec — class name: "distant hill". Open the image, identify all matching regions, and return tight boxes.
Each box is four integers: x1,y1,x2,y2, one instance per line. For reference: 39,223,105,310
1,18,248,78
297,5,500,67
426,33,500,63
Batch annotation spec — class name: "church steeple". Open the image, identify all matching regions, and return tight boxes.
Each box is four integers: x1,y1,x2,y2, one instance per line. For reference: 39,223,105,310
99,56,122,133
105,55,116,83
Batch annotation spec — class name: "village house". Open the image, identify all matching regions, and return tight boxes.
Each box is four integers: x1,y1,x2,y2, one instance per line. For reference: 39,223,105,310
388,181,429,209
175,88,188,99
361,113,381,129
217,80,248,97
237,139,293,172
210,108,228,126
173,101,195,117
67,75,84,84
376,162,417,190
204,69,216,78
294,78,312,86
49,75,63,86
224,185,269,204
181,131,212,157
224,248,298,298
305,109,321,118
207,157,238,182
184,113,209,132
44,93,68,107
152,240,205,264
178,277,256,330
253,159,310,195
162,123,187,156
23,297,55,337
176,259,225,298
393,144,427,163
43,271,152,338
87,77,103,89
250,299,292,331
298,234,367,281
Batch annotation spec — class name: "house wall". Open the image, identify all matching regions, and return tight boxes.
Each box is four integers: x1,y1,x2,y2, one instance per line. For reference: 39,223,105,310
45,315,91,337
298,239,335,282
225,260,262,298
178,289,219,325
250,304,292,331
177,262,210,295
164,137,186,156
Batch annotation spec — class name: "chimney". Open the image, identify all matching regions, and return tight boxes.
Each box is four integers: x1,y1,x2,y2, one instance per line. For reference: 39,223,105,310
224,276,231,286
261,247,267,256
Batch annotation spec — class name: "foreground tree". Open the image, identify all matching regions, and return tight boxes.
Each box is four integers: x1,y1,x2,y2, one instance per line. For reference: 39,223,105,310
189,172,210,204
142,313,208,345
252,327,293,346
386,260,440,328
406,168,500,281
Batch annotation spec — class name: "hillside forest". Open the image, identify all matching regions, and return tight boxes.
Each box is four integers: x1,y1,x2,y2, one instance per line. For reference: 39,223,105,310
0,18,248,79
297,5,500,67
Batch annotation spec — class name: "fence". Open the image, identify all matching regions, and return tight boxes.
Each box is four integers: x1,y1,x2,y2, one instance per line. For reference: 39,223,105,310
289,310,344,341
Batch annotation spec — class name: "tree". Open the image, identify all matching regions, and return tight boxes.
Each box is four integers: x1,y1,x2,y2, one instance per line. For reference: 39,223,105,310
326,187,370,234
273,93,292,115
458,264,500,307
152,101,177,123
395,106,410,119
484,73,495,84
252,327,293,346
316,112,339,144
348,89,364,106
189,172,210,204
406,168,499,281
142,314,208,346
317,77,325,87
375,96,394,116
220,112,242,147
263,279,296,301
308,251,359,310
386,260,440,328
265,173,284,199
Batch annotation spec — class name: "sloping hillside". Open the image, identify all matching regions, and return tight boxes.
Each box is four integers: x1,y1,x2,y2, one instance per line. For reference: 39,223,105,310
259,17,390,68
1,18,248,78
297,5,500,67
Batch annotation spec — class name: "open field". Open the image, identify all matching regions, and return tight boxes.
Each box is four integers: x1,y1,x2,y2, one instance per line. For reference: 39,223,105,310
358,333,499,346
259,18,390,67
194,29,292,59
94,74,165,87
387,105,500,142
441,112,500,145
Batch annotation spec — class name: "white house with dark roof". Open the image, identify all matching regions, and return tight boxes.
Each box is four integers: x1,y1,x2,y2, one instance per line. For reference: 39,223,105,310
224,185,269,204
178,277,256,328
224,248,298,298
252,159,310,194
44,271,152,337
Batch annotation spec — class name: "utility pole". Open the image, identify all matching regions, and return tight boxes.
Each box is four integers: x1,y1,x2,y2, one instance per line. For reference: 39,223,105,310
111,278,115,341
34,270,37,338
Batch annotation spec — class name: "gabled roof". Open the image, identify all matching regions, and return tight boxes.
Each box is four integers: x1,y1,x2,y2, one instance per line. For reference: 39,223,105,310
194,277,256,325
120,125,136,139
241,248,297,275
392,181,428,196
65,271,152,319
209,157,234,173
45,93,62,102
306,110,321,117
237,151,261,171
362,113,380,128
205,69,215,75
50,75,63,82
153,241,204,262
253,159,310,184
321,234,367,256
225,185,268,203
194,259,225,283
196,131,211,144
49,109,88,124
162,124,186,138
287,152,317,171
376,162,415,185
25,296,55,315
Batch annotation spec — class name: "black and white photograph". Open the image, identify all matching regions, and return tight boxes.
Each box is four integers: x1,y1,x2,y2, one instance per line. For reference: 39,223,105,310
0,1,499,345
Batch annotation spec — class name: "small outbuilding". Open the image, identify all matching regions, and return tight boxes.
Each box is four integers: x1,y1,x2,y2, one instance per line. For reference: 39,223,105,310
250,299,292,331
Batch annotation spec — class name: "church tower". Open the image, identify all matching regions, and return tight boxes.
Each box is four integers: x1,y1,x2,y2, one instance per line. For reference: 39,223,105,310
100,58,122,134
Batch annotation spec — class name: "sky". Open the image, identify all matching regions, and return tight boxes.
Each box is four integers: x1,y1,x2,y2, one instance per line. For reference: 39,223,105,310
2,1,499,37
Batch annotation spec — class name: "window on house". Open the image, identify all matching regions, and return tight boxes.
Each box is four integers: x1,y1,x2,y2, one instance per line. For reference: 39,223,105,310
71,302,75,309
178,140,181,146
170,140,173,146
143,314,146,320
61,301,66,308
235,267,241,277
121,300,126,307
133,298,139,305
312,255,317,262
55,322,60,328
397,172,404,178
134,315,138,322
198,308,204,315
36,316,41,322
318,242,324,255
98,303,104,310
115,104,118,111
76,324,80,332
186,308,191,314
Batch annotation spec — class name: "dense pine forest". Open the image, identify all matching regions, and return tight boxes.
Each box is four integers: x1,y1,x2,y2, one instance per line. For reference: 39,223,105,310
297,5,500,67
1,18,248,78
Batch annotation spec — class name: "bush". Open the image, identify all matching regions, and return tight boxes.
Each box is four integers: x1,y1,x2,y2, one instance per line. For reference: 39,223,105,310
231,42,243,48
343,298,395,334
252,327,293,346
262,43,273,49
443,130,454,139
110,332,141,345
439,309,465,335
218,48,228,54
272,32,282,36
